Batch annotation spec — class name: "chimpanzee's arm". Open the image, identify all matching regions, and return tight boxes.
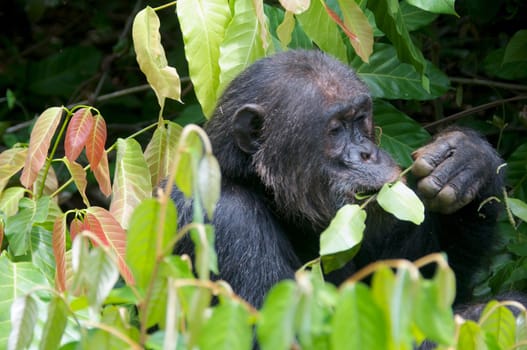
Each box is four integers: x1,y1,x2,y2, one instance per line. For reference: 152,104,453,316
172,181,301,308
411,128,504,301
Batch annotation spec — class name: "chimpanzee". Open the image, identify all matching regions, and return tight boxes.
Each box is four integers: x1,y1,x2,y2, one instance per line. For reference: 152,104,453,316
172,50,504,309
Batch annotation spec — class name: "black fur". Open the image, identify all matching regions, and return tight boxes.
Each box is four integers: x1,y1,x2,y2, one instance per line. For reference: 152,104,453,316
172,50,504,308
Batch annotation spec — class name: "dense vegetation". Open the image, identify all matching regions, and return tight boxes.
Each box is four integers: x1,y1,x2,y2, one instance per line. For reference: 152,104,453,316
0,0,526,349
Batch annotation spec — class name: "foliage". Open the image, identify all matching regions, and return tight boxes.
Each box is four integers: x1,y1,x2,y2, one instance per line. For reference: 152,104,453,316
0,0,526,349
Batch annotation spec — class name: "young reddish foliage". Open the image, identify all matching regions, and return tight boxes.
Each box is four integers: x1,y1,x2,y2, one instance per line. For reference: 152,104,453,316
84,207,135,285
65,108,94,162
20,107,63,189
52,214,67,292
92,150,112,197
86,115,107,169
69,217,84,241
63,158,89,207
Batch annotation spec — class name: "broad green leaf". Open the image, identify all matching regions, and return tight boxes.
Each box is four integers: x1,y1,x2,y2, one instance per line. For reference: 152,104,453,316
413,268,456,345
336,0,373,62
175,131,203,198
332,283,387,349
374,100,430,168
0,187,26,217
144,126,168,188
0,147,27,194
199,299,252,350
366,0,429,91
352,44,449,100
5,196,50,256
257,281,299,350
126,199,177,292
400,1,438,31
297,0,347,63
64,108,94,162
39,296,68,350
177,0,232,117
503,30,527,64
52,214,67,292
133,7,181,108
0,254,49,348
28,46,101,97
85,247,119,313
31,226,56,286
516,313,527,349
197,154,221,220
506,143,527,200
20,106,63,189
405,0,457,15
265,5,313,50
276,11,295,48
279,0,310,14
319,204,365,273
63,158,89,207
85,114,107,170
109,138,152,230
85,206,135,285
480,301,516,349
217,0,266,95
377,181,425,225
8,295,38,350
508,197,527,222
457,321,488,350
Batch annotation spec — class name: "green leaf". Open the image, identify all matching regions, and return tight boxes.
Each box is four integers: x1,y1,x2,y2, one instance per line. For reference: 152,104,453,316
39,297,68,350
507,197,527,222
0,187,25,217
296,0,347,63
503,30,527,64
405,0,457,15
0,254,49,348
8,295,38,350
413,267,456,345
366,0,429,91
276,11,295,49
132,6,181,108
126,198,177,292
400,1,438,31
377,181,425,225
177,0,232,117
336,0,373,62
28,46,102,97
197,154,221,220
190,224,218,276
257,281,299,350
480,301,516,349
319,204,365,273
457,321,489,350
175,131,203,198
265,5,312,50
332,283,388,350
144,126,168,188
199,299,252,350
217,0,266,94
109,138,152,229
352,44,449,100
31,226,56,285
374,100,430,168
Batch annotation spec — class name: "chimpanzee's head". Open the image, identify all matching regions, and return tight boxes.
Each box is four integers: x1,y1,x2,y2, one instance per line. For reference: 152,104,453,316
206,50,400,228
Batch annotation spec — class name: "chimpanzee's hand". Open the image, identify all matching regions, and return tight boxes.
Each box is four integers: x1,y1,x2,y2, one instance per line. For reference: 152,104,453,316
411,128,503,214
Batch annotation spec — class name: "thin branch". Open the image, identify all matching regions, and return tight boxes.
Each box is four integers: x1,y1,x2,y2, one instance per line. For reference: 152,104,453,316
424,95,527,129
450,77,527,91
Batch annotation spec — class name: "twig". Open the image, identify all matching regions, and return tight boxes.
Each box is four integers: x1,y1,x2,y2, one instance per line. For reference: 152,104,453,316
424,95,527,129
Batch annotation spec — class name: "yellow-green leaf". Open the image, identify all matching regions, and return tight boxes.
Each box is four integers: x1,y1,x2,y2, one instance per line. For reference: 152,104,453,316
133,6,182,108
377,181,424,225
109,138,152,229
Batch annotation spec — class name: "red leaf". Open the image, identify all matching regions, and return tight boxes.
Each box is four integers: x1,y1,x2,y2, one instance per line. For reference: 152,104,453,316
322,2,358,43
65,108,94,162
85,207,135,285
86,115,107,169
92,150,112,197
69,217,84,241
20,107,63,189
53,214,67,292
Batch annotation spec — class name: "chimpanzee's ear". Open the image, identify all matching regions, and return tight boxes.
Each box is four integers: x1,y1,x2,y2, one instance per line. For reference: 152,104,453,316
232,104,265,154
